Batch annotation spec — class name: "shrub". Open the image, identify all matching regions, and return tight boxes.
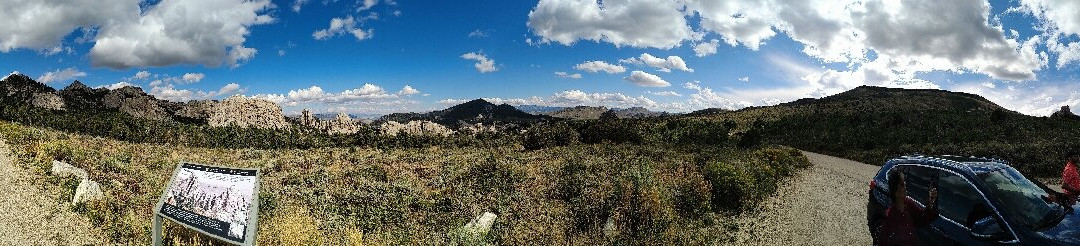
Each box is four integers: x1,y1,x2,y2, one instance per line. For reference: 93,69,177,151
704,161,756,212
523,122,579,150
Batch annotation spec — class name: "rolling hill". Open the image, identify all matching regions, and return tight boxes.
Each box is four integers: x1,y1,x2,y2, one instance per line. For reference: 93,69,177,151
693,85,1078,177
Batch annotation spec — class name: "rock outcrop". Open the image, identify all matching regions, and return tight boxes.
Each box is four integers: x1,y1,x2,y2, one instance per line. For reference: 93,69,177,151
208,95,290,130
298,110,365,134
172,100,218,121
379,120,454,136
31,92,65,110
546,106,609,120
101,86,171,121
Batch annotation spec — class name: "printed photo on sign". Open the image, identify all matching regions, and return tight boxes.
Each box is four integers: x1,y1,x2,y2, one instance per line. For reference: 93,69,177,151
163,166,256,239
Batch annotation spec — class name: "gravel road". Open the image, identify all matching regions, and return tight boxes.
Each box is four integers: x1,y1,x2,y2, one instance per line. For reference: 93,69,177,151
0,139,104,245
732,151,879,245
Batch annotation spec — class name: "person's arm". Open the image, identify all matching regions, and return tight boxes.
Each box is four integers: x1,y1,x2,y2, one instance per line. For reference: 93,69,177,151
910,190,939,227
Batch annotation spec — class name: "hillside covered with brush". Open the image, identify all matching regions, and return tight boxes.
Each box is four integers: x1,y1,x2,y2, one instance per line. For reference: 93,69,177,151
695,85,1080,177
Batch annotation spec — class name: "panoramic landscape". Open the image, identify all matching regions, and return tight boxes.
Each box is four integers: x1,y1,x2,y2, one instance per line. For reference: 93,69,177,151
1,0,1080,245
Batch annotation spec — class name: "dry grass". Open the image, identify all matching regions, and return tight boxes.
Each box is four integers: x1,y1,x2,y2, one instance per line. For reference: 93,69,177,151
0,120,808,244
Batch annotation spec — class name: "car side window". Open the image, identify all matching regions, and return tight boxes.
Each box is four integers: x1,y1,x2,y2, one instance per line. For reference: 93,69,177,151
903,166,933,205
937,171,983,227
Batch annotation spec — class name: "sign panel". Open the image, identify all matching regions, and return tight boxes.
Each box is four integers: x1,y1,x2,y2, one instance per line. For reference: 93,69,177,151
153,162,260,246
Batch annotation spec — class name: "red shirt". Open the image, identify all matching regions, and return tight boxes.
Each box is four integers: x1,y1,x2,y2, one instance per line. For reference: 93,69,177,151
876,197,938,246
1063,161,1080,199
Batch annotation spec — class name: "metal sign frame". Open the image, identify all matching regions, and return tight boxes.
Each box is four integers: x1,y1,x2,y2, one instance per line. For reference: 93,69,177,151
152,162,261,246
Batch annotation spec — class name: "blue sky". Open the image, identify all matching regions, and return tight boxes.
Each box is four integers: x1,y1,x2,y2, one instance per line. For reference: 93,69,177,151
1,0,1078,116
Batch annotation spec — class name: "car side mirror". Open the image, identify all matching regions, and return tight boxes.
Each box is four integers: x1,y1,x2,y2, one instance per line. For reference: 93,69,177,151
969,216,1007,241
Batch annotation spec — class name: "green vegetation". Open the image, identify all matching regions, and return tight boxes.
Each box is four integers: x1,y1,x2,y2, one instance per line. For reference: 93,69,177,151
694,86,1080,178
0,118,809,244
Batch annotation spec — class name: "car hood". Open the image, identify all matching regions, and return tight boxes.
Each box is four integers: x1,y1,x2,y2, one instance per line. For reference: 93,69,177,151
1038,204,1080,244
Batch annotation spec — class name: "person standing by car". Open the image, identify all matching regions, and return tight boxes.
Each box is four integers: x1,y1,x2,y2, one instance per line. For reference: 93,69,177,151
1061,149,1080,204
876,169,938,246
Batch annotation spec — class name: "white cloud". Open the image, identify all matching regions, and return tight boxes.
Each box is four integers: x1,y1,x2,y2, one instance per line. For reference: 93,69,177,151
686,1,776,51
1018,0,1080,68
468,29,488,38
461,52,497,73
952,81,1080,116
684,81,754,110
181,73,205,83
150,82,245,102
0,0,139,52
219,83,242,94
399,85,420,95
528,0,1047,82
693,39,720,57
620,53,693,72
260,84,399,105
739,76,749,82
100,82,137,90
313,16,374,41
648,91,682,97
574,60,626,74
89,0,274,69
37,68,87,84
134,71,151,79
292,0,310,12
439,90,658,109
357,0,378,11
554,71,583,79
526,0,697,49
623,71,670,87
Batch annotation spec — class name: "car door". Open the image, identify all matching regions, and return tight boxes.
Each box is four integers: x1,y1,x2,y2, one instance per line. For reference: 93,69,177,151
925,170,996,246
901,166,949,245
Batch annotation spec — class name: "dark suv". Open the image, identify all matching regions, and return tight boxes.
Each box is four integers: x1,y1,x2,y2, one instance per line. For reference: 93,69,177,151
867,155,1079,245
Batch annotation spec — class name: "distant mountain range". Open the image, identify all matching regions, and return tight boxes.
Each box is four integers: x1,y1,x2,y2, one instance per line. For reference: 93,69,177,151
513,105,566,114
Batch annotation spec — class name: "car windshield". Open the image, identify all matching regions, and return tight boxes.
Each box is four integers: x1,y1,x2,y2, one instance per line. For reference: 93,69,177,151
979,167,1064,228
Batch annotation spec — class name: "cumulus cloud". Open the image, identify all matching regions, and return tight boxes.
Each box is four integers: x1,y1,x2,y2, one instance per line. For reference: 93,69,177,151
0,0,139,52
134,71,151,80
253,83,401,106
648,91,682,96
555,71,583,79
953,81,1080,116
693,39,720,57
37,68,87,84
574,60,626,74
623,71,670,87
461,52,497,73
526,0,697,49
620,53,693,72
99,82,137,90
1018,0,1080,68
88,0,274,69
528,0,1047,82
150,83,244,102
440,90,659,109
292,0,310,12
313,15,374,41
219,83,242,94
181,73,205,83
399,85,421,95
684,81,754,110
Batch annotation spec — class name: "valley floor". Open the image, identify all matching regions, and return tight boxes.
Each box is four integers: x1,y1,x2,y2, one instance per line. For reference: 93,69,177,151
0,139,104,245
733,151,876,245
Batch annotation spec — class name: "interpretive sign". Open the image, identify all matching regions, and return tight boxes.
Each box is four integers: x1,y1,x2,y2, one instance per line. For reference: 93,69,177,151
152,162,260,246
